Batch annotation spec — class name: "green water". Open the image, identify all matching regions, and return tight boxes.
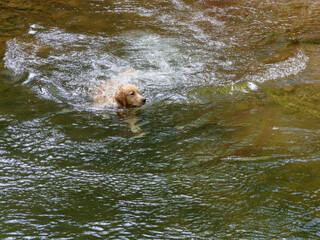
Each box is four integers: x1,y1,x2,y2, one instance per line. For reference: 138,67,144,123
1,0,320,238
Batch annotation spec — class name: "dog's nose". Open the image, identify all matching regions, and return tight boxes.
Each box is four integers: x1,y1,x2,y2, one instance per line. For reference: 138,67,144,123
142,98,146,103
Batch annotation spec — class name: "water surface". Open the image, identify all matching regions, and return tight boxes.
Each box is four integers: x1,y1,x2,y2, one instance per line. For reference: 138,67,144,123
1,0,320,238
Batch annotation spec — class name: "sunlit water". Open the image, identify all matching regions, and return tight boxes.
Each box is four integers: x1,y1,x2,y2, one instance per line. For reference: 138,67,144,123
1,0,320,238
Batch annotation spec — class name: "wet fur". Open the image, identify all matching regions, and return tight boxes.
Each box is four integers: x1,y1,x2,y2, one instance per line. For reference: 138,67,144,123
91,70,146,134
92,70,145,108
114,84,146,108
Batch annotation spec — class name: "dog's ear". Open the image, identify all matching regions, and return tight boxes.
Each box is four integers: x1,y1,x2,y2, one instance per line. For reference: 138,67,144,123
115,86,127,107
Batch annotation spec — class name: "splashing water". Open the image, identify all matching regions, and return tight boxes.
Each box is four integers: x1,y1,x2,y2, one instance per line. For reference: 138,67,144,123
1,0,320,239
4,24,309,109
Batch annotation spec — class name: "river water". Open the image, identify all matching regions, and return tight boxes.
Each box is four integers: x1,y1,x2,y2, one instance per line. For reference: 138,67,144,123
0,0,320,238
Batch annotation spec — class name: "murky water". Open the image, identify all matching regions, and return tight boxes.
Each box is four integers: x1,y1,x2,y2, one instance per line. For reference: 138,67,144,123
1,0,320,238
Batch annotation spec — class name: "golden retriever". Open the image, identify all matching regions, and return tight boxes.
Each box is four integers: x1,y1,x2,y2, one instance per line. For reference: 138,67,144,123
91,70,146,134
92,70,146,108
92,83,146,108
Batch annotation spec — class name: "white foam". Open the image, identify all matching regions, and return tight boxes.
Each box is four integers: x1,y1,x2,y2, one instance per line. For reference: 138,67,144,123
244,49,309,83
247,82,258,91
4,28,134,108
28,30,37,35
3,18,309,108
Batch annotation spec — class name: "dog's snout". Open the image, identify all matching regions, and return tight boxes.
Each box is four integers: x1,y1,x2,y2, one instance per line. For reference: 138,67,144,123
142,98,146,103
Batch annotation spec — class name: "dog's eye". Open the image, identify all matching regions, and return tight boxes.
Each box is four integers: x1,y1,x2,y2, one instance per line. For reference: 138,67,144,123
130,92,135,95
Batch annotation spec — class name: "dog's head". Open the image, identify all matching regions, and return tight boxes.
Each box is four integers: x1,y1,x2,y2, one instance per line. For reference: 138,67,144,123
115,84,146,107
